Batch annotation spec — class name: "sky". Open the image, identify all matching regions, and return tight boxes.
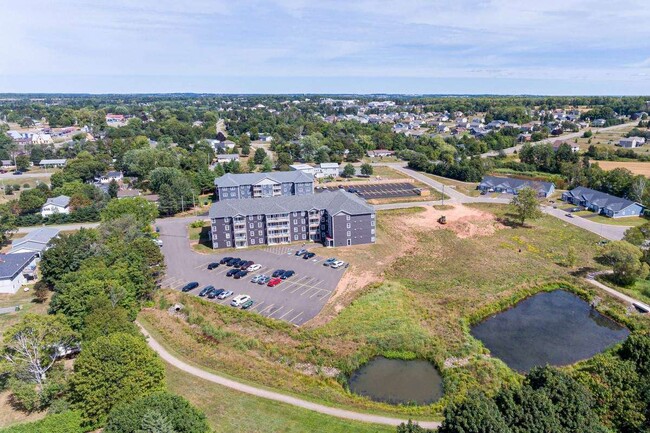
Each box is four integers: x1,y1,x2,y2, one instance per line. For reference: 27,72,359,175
1,0,650,95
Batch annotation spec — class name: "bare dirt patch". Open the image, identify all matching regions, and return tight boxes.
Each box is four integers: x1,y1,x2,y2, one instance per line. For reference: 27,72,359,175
402,204,504,239
594,160,650,177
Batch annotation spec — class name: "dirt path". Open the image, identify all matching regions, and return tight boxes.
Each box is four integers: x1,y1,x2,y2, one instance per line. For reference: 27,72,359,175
137,322,442,430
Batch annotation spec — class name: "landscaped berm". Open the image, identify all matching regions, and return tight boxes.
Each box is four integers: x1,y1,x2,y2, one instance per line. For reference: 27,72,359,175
140,203,649,422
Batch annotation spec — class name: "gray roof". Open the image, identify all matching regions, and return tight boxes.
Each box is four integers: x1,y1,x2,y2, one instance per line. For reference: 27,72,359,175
38,159,67,165
479,176,555,195
214,171,314,188
44,195,70,208
0,252,37,280
10,228,60,253
209,190,373,219
565,186,643,212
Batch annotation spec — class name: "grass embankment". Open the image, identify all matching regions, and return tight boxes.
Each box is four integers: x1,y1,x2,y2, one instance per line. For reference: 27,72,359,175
423,174,480,197
141,204,649,423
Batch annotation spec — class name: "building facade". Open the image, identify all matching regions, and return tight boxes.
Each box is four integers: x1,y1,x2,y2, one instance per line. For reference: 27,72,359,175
562,186,646,218
41,195,70,217
214,172,314,201
478,176,555,198
209,190,375,249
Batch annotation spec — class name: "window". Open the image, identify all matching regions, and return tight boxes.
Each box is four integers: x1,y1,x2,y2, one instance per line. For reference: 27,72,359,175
250,231,254,236
249,216,254,221
371,214,375,219
226,241,232,247
346,223,351,229
371,221,375,227
225,225,230,230
371,228,375,234
258,230,263,236
294,227,298,233
371,236,376,242
347,239,352,246
258,215,262,220
347,231,351,237
258,222,262,228
293,219,297,224
321,224,325,230
294,235,298,240
293,212,298,217
225,233,231,239
251,239,255,245
346,215,350,221
302,234,306,240
249,223,254,229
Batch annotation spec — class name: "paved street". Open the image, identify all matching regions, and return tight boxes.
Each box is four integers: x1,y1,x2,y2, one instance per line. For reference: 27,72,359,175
156,217,344,326
0,171,54,179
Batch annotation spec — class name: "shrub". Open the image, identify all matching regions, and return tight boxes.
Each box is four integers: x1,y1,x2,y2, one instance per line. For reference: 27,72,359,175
0,411,84,433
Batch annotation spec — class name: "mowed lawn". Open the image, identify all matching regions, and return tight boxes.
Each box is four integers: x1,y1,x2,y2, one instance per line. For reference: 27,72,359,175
164,363,393,433
141,203,639,420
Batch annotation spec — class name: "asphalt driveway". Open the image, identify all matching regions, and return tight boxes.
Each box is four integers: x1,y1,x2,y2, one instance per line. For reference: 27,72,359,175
155,217,344,326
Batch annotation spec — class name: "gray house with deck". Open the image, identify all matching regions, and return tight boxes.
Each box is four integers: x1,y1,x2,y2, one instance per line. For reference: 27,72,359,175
214,171,314,201
209,190,375,249
561,187,646,218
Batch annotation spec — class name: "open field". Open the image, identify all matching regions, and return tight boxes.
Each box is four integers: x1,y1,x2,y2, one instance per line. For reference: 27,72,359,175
593,160,650,176
423,174,480,197
0,288,48,337
572,124,641,151
0,177,51,204
140,203,648,419
164,363,393,433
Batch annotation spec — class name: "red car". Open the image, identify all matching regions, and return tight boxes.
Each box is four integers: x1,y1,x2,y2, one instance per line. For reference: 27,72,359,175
267,277,282,287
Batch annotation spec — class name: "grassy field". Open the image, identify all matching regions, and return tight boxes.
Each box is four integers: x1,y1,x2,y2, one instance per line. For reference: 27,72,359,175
0,288,48,337
423,174,480,197
164,363,393,433
141,203,646,421
572,124,640,151
593,160,650,176
0,177,51,204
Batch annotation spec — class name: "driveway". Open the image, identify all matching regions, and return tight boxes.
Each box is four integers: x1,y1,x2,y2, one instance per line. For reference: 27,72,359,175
156,217,344,326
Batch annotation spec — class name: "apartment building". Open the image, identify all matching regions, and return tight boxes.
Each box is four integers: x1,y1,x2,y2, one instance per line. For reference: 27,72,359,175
209,190,375,249
214,171,314,201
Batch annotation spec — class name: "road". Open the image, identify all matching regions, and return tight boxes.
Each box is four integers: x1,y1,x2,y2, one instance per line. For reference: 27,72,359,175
0,171,54,179
137,322,441,430
480,122,636,158
585,271,650,312
16,222,99,234
378,163,629,240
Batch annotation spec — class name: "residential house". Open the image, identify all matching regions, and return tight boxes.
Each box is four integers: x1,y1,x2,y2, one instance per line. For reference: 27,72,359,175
592,119,607,127
318,163,340,178
9,228,60,257
562,186,646,218
41,195,70,217
209,190,375,249
214,171,314,201
257,134,273,142
619,137,646,148
0,252,38,294
552,140,580,153
366,149,395,158
38,159,67,168
216,154,240,164
97,170,124,184
478,176,555,198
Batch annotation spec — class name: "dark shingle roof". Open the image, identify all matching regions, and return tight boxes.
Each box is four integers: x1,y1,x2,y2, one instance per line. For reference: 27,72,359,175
566,186,642,212
209,190,373,219
479,176,554,195
0,252,37,280
214,171,314,188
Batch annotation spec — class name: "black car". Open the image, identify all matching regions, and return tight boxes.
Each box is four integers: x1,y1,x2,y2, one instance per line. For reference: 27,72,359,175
280,270,295,279
303,252,316,259
207,262,220,270
199,285,214,297
226,268,239,277
181,282,199,292
226,258,241,266
220,256,233,265
234,270,248,279
240,260,254,269
272,269,285,278
208,288,225,299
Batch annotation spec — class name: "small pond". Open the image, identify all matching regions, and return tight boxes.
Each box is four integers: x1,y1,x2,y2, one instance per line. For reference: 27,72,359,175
470,290,629,372
348,357,443,405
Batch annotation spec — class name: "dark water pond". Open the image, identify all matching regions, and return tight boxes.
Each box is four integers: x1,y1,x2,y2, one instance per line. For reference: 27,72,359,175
348,357,443,405
470,290,629,372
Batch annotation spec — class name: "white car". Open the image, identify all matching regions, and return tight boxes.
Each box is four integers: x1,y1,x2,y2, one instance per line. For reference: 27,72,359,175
330,260,345,269
247,264,262,272
153,239,163,247
230,294,251,307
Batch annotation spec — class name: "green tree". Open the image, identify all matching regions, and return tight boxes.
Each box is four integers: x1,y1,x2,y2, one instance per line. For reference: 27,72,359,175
253,147,267,164
396,420,433,433
565,246,578,268
101,197,158,231
342,163,355,178
69,332,165,426
0,203,17,244
360,163,374,176
261,157,273,173
17,188,47,214
494,386,561,433
275,152,293,171
40,229,99,286
438,391,511,433
600,241,649,285
137,410,175,433
247,156,256,172
105,392,209,433
2,314,77,398
108,179,119,199
15,154,31,171
510,187,543,226
619,333,650,376
82,301,139,342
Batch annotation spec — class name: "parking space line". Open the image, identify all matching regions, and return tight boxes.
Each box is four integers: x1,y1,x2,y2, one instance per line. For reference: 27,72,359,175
250,301,265,311
258,304,275,315
300,287,318,297
289,311,304,324
277,308,294,320
268,306,285,318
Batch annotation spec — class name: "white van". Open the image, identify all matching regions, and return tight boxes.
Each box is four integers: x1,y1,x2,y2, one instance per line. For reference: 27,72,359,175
230,294,251,307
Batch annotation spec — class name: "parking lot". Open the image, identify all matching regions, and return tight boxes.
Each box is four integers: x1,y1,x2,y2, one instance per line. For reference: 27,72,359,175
319,182,420,200
156,218,345,326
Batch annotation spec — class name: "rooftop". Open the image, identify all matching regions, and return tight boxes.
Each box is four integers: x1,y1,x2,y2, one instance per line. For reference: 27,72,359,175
0,252,38,280
566,186,643,212
214,171,314,188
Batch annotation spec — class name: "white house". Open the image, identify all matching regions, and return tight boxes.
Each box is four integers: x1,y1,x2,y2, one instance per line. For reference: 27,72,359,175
9,227,60,257
216,154,240,164
41,195,70,217
97,171,124,184
257,134,273,142
0,252,38,294
367,149,395,158
318,163,340,178
31,133,53,145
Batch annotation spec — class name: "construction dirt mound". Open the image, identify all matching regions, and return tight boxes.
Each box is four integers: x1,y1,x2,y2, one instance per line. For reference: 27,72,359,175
403,204,504,238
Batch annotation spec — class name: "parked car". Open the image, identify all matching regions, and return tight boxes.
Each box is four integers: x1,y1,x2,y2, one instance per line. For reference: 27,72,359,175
226,268,239,277
13,171,23,175
207,262,219,270
251,275,264,283
234,270,248,279
230,259,244,268
241,299,254,310
220,256,233,265
295,249,308,256
247,264,262,272
217,290,233,300
303,252,316,259
267,277,282,287
272,269,285,278
198,285,214,297
323,258,337,266
280,270,295,279
208,288,224,299
181,282,199,292
153,239,163,247
258,275,271,285
330,261,345,269
239,260,254,269
569,207,581,212
230,295,251,307
565,213,574,218
347,188,359,193
226,258,240,266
